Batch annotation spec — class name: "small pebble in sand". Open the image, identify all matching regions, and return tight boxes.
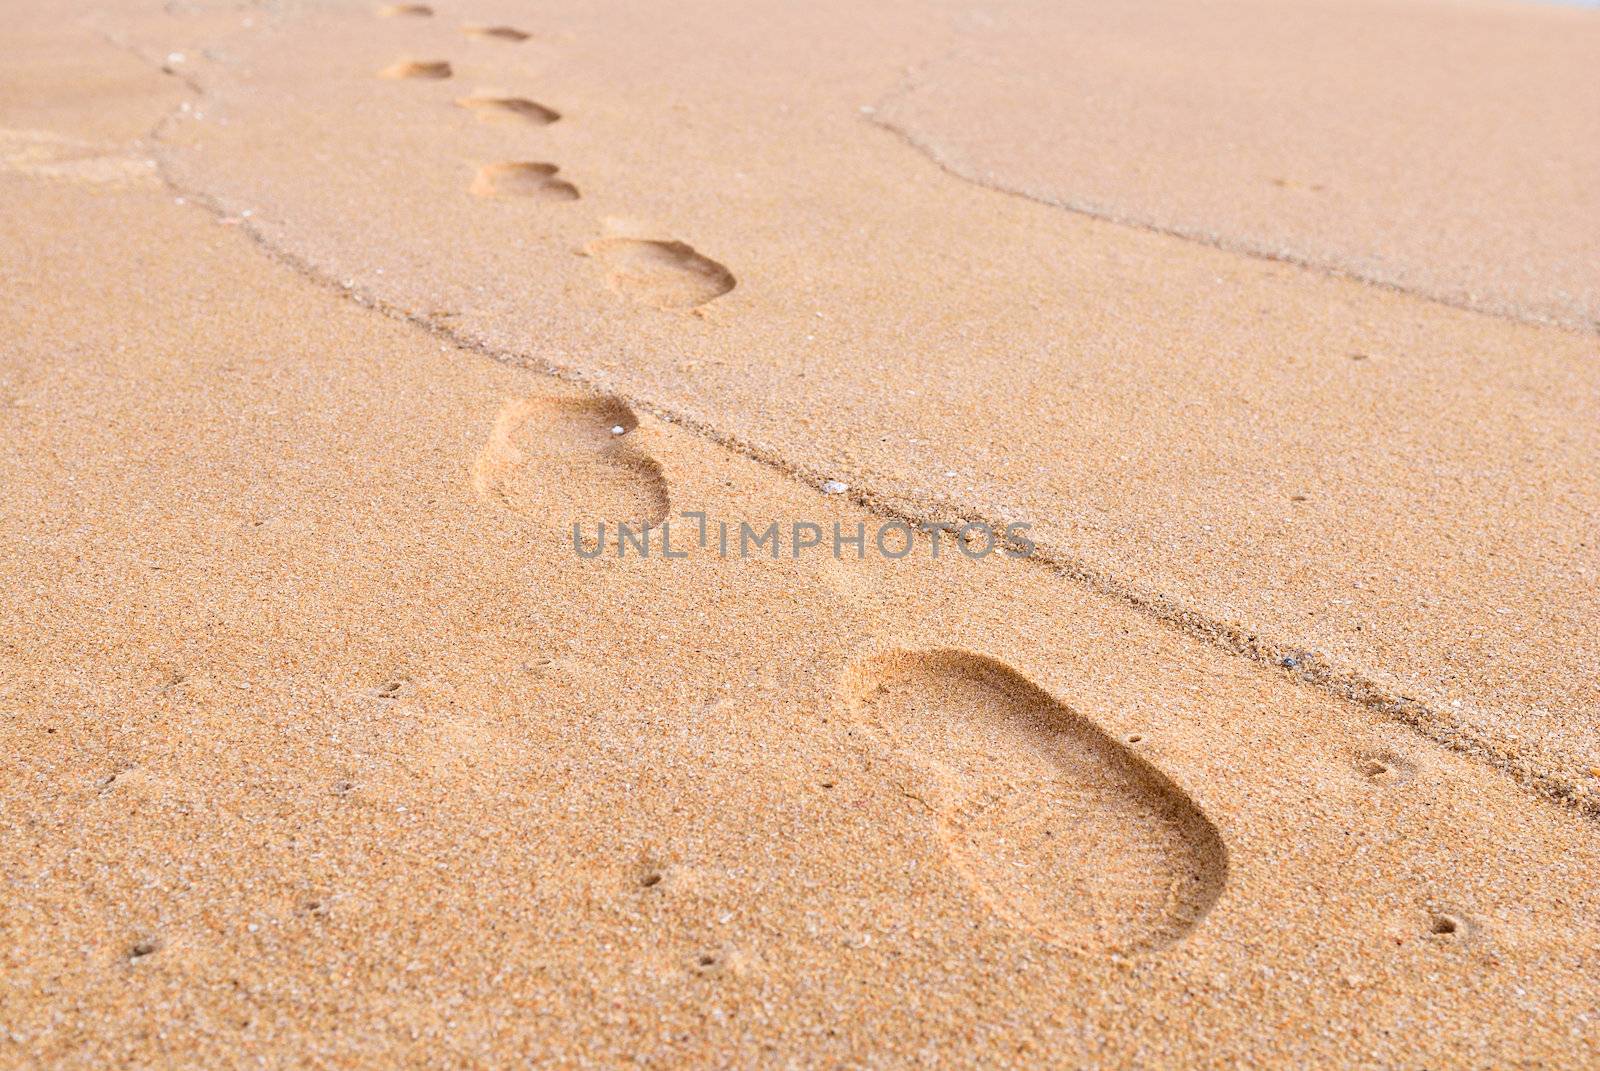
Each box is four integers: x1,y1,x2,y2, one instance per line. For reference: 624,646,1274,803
610,425,626,436
821,480,848,494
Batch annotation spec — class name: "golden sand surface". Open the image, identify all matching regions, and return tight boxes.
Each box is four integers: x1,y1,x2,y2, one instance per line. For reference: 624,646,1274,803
81,0,1600,807
3,1,1598,1066
875,0,1600,331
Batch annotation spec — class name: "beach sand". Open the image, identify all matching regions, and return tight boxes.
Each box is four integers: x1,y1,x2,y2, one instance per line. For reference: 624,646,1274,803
2,0,1597,1065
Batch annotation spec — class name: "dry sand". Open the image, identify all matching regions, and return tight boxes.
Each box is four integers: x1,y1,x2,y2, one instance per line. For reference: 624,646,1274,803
3,0,1598,1066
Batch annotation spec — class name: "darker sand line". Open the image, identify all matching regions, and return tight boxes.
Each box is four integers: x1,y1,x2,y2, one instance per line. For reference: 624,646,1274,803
868,108,1600,337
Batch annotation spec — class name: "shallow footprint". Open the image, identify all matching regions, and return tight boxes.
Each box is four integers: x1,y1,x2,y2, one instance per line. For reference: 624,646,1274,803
462,24,530,42
841,650,1227,954
470,162,578,201
587,238,735,310
455,96,560,125
473,394,668,533
380,59,452,80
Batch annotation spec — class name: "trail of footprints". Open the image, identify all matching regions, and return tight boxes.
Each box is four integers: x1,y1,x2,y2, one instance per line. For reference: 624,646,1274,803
465,383,1230,953
390,6,1225,957
376,5,1456,962
377,4,734,310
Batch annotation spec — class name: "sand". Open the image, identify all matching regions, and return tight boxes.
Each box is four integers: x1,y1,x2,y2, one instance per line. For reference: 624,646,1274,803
3,0,1598,1066
876,0,1600,331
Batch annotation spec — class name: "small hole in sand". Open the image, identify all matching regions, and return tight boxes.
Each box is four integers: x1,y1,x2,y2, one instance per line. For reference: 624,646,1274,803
819,780,836,789
1355,750,1413,785
333,779,355,795
641,872,662,888
1124,733,1143,744
1430,914,1460,936
698,954,717,967
130,938,161,959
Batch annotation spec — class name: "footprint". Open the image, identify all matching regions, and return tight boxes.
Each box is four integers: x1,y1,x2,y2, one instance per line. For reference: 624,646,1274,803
841,650,1227,954
472,394,669,532
378,3,433,15
462,24,529,42
380,59,452,80
587,239,735,310
470,162,578,201
455,96,560,125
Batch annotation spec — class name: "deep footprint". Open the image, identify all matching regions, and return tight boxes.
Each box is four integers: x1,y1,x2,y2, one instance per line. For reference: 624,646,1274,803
587,238,735,310
842,650,1227,954
471,162,578,201
380,60,452,80
473,394,669,532
462,25,530,42
455,96,560,125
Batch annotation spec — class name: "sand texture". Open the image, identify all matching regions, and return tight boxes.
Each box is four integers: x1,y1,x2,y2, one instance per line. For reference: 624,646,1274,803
876,0,1600,331
3,0,1598,1066
83,0,1600,807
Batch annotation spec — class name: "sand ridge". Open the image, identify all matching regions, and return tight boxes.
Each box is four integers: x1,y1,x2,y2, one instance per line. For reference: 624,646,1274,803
873,0,1600,331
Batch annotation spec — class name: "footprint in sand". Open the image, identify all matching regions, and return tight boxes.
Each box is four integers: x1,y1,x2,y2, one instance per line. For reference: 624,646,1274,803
462,25,530,42
380,59,452,80
473,394,669,531
456,96,560,126
841,650,1227,954
587,239,735,310
471,162,578,201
